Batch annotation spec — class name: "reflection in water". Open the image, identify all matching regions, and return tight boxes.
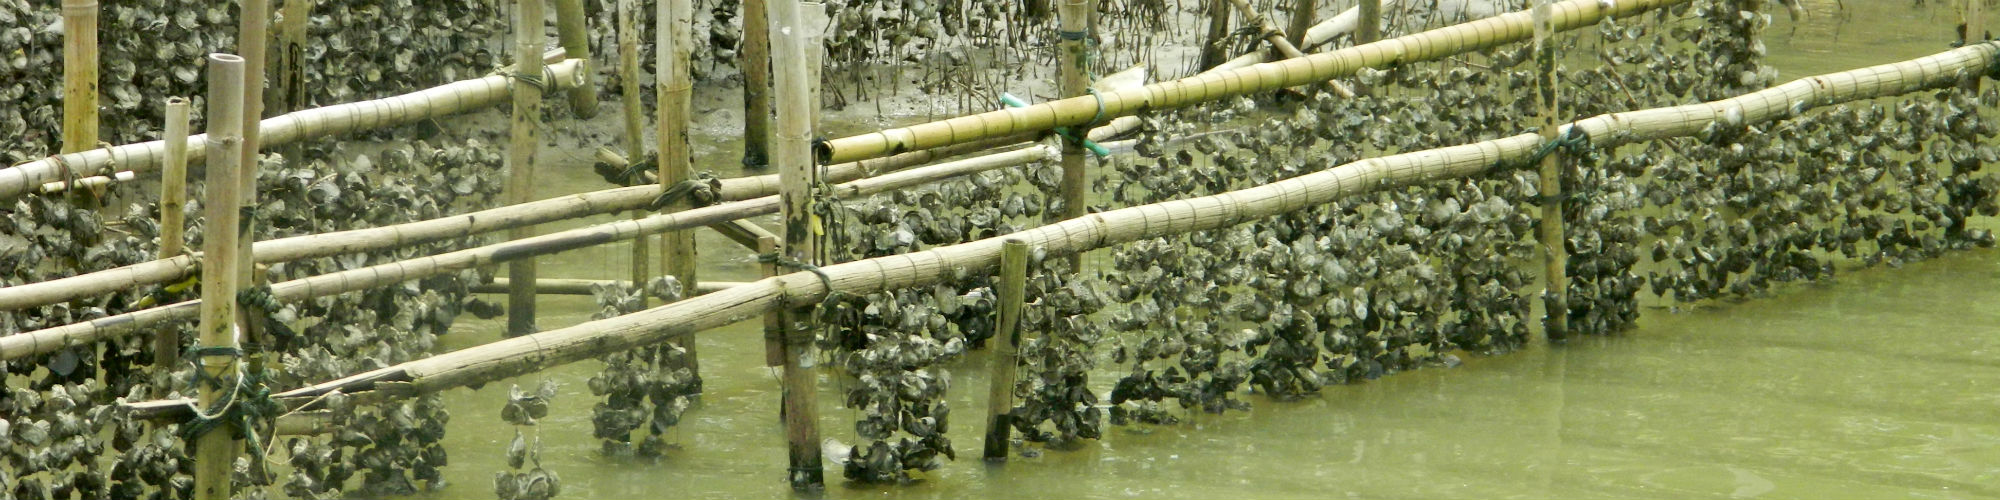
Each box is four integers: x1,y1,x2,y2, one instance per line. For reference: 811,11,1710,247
409,2,2000,498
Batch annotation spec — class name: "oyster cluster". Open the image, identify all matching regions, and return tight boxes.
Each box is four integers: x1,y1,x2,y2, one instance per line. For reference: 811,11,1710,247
583,278,701,459
494,381,562,500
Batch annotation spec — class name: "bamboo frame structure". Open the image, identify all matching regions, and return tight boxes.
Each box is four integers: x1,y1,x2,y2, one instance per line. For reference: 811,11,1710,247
9,60,588,200
1532,0,1567,343
508,0,548,336
553,0,601,118
742,0,774,168
120,42,2000,446
770,0,824,487
982,238,1030,461
61,0,98,155
471,278,743,296
816,0,1677,165
192,52,248,500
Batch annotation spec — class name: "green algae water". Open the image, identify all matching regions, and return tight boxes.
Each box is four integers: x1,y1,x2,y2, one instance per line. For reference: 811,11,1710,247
419,2,2000,498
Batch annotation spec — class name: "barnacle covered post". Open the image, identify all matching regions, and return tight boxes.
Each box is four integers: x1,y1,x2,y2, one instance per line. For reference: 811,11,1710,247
508,0,549,336
1057,0,1091,272
1531,0,1568,343
1287,0,1317,48
982,238,1031,461
60,0,98,154
619,0,650,301
553,0,601,118
659,0,702,367
192,52,249,500
743,0,774,168
1357,0,1381,43
771,0,824,488
155,97,192,368
1201,0,1232,70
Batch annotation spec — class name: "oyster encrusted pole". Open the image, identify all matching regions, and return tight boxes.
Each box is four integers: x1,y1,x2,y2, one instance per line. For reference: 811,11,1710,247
983,238,1031,461
156,97,192,368
508,0,547,336
659,0,701,368
1057,0,1090,274
1532,0,1567,343
771,0,824,489
553,0,600,118
619,0,650,303
192,53,248,500
60,0,98,155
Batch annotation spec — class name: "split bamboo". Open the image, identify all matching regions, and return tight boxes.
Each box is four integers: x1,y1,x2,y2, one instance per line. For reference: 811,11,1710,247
1357,0,1381,44
659,0,701,369
61,0,98,155
618,0,650,304
770,0,823,488
508,0,547,336
10,60,588,200
1532,0,1566,343
1201,0,1233,70
1288,0,1318,49
129,41,2000,421
155,97,191,368
982,238,1029,461
1057,0,1090,274
742,0,774,168
816,0,1680,165
553,0,601,118
192,52,247,500
471,278,743,296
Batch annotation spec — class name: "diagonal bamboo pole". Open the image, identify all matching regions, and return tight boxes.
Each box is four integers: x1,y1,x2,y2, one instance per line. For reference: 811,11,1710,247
817,0,1682,165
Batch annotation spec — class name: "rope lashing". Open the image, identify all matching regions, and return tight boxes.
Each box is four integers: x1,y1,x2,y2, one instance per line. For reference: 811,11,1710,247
648,172,721,210
1517,124,1597,206
505,65,560,93
758,252,834,293
998,93,1110,157
178,344,281,483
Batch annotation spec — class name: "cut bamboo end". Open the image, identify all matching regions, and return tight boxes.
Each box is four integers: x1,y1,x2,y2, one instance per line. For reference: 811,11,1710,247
982,238,1031,461
193,51,248,500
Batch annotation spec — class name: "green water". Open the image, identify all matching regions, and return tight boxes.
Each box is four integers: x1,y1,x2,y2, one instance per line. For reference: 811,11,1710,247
418,3,2000,498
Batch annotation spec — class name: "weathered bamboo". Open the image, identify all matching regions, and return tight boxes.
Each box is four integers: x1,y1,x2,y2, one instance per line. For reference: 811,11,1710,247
272,0,312,167
192,52,247,500
771,0,823,488
982,238,1029,461
1531,0,1566,343
1201,0,1234,70
0,144,1059,362
553,0,601,118
128,42,2000,420
508,0,547,336
238,0,273,377
710,219,780,250
61,0,98,155
618,0,650,304
1357,0,1381,44
1288,0,1318,48
9,59,588,200
1057,0,1090,274
803,1,828,131
659,0,701,369
471,278,743,296
742,0,774,168
1226,0,1307,59
818,0,1681,165
155,97,192,368
759,236,784,366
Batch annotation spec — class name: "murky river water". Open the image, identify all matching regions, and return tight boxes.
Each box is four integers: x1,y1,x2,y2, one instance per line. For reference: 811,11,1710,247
415,2,2000,498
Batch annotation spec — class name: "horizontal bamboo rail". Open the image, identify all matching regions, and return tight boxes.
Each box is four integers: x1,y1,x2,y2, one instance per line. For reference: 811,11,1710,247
817,0,1683,164
470,278,743,295
123,40,2000,420
2,59,589,201
3,145,1062,361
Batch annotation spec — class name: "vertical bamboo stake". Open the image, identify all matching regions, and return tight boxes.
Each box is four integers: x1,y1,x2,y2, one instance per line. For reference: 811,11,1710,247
982,238,1030,461
659,0,700,368
1056,0,1090,273
507,0,547,337
803,1,828,132
192,53,247,500
618,0,649,304
61,0,98,155
771,0,823,489
238,0,273,381
271,0,311,166
1357,0,1381,44
759,235,785,367
155,97,191,369
553,0,600,118
1532,0,1567,344
1286,0,1316,49
742,0,773,168
1200,0,1232,70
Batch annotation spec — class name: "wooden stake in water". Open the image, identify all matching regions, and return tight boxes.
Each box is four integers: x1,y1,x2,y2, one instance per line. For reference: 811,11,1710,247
1532,0,1568,344
771,0,823,489
659,0,701,368
507,0,546,337
618,0,650,304
1057,0,1091,273
1201,0,1233,70
155,97,191,368
61,0,98,155
553,0,600,118
982,238,1030,461
1358,0,1382,44
1287,0,1317,48
192,52,248,500
742,0,774,168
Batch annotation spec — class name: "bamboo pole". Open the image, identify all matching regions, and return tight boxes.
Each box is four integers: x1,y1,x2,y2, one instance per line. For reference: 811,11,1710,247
508,0,547,336
238,0,274,382
125,41,2000,421
771,0,823,488
552,0,600,118
1357,0,1381,44
1201,0,1233,70
742,0,773,168
1287,0,1318,49
818,0,1683,165
759,236,784,366
1531,0,1566,344
1226,0,1308,59
11,59,588,200
61,0,98,155
155,97,192,368
981,238,1029,461
1056,0,1090,275
192,52,247,500
618,0,650,304
803,1,827,132
471,278,743,296
659,0,700,369
271,0,311,166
